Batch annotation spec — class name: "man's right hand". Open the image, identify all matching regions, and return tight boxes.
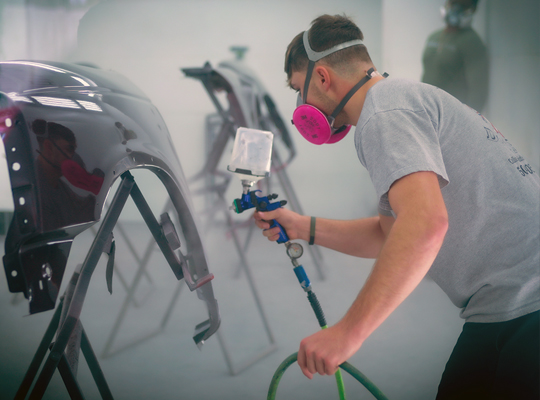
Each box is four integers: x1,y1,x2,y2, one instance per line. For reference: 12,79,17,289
253,208,309,242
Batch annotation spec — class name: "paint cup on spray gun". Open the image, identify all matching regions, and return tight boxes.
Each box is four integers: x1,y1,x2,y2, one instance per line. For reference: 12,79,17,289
227,127,289,243
227,127,274,193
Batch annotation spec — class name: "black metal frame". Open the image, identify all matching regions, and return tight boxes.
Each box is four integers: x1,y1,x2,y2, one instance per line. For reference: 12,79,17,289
14,171,212,399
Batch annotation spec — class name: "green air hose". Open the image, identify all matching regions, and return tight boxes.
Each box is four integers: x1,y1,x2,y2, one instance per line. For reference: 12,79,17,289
322,325,347,400
306,290,346,399
267,352,390,400
269,254,389,400
266,287,389,400
243,238,390,399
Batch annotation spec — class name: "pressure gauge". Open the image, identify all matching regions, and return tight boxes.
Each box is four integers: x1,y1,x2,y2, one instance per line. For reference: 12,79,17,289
286,242,304,259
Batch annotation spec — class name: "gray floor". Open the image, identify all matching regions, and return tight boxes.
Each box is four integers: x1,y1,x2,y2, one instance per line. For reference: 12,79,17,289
0,195,464,400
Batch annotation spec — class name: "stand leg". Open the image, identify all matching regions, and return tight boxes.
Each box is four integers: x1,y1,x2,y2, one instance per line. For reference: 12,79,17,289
103,177,204,358
114,221,154,286
80,329,114,400
14,300,63,400
27,172,135,400
216,195,277,375
222,199,276,346
101,232,163,358
58,267,83,377
160,280,184,330
90,210,154,308
57,354,85,400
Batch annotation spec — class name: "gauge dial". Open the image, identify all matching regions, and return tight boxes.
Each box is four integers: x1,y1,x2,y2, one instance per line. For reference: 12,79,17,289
286,242,304,259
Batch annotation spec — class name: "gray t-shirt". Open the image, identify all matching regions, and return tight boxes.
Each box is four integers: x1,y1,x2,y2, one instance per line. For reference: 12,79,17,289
354,78,540,323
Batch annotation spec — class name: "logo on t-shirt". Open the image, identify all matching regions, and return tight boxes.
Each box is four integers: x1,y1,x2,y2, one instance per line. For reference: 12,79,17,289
473,107,536,178
485,127,498,142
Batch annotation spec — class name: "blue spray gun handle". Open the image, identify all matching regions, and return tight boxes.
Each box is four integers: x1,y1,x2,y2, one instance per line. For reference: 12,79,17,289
231,190,290,244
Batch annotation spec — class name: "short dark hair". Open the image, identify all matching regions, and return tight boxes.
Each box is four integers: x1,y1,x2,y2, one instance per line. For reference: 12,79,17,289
284,14,372,84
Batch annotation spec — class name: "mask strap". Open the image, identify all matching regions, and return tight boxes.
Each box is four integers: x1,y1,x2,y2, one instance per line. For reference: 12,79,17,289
303,30,363,62
302,61,315,103
329,68,379,122
301,29,364,104
49,139,73,160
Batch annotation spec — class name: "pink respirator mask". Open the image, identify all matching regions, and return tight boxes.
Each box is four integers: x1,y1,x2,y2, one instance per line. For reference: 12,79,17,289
291,30,375,145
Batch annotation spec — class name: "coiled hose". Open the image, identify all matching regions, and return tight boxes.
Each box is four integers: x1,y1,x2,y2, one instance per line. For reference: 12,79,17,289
267,288,389,400
272,249,389,400
267,352,389,400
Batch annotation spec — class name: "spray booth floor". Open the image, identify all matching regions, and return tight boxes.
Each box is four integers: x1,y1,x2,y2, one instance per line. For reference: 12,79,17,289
0,217,464,400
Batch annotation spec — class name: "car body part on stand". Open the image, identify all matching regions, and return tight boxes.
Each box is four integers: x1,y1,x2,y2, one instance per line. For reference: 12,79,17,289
0,60,220,399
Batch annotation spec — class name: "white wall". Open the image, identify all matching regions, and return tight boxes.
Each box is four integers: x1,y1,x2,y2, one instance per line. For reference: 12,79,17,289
0,0,383,220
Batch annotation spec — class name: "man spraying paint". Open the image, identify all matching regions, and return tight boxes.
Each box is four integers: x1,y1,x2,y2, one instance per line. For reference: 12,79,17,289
254,14,539,400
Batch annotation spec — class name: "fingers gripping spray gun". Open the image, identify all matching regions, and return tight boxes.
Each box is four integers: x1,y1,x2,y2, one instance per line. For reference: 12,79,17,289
226,127,349,400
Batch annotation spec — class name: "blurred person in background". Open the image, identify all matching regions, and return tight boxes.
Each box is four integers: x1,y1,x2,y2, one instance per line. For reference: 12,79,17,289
422,0,489,112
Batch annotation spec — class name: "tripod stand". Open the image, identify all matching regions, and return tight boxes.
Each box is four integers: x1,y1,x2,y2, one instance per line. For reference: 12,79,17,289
13,171,217,399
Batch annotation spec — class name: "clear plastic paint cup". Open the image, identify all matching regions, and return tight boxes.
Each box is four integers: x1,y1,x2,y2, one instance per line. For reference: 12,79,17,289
227,127,273,182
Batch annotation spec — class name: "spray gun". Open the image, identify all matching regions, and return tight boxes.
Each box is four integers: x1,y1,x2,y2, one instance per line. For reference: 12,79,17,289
226,126,325,321
226,127,321,307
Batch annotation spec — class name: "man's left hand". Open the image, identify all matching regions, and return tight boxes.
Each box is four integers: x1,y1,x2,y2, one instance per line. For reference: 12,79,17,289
297,324,360,379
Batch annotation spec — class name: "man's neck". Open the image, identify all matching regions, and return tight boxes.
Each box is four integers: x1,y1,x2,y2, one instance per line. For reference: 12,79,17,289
444,25,461,33
345,72,385,124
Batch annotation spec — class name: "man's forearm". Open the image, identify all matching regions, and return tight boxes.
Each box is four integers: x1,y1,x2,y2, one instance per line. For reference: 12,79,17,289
309,216,386,258
295,172,448,379
336,211,448,345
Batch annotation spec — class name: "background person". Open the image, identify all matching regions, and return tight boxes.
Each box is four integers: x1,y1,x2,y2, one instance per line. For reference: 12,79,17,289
421,0,489,112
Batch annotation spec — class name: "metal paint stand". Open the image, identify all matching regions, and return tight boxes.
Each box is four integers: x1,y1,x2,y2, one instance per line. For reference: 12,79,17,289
189,157,278,375
178,62,328,374
14,171,198,399
183,72,280,374
95,60,326,376
184,62,326,280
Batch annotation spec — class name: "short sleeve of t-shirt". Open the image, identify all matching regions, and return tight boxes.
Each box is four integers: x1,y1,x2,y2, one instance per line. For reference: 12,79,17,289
356,108,449,208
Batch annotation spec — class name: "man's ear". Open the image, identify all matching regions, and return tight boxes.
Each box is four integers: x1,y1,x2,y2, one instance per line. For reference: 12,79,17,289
313,65,332,92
